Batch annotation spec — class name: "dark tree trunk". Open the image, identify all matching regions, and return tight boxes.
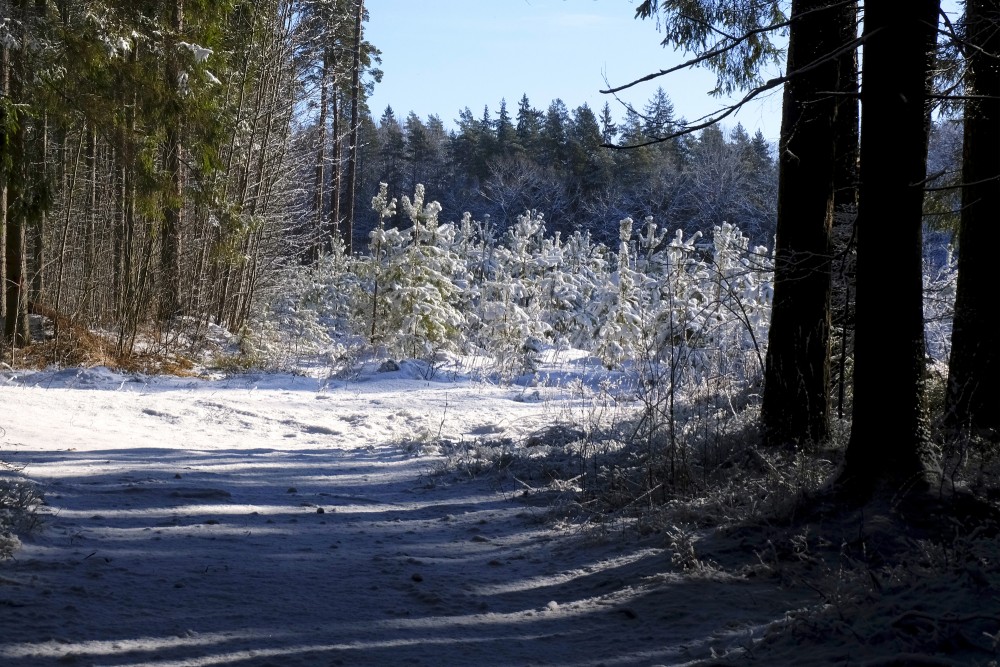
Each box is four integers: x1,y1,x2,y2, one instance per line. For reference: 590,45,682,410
161,0,185,320
0,36,8,330
331,91,342,246
344,0,363,254
840,1,941,496
831,1,860,421
944,0,1000,439
32,111,47,303
832,1,860,216
3,102,28,346
4,0,31,346
761,0,843,447
84,124,97,322
30,0,47,305
115,51,139,352
312,50,329,261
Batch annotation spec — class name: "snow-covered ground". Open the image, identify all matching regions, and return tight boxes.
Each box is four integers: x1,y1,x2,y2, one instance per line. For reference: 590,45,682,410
7,352,997,667
0,354,818,667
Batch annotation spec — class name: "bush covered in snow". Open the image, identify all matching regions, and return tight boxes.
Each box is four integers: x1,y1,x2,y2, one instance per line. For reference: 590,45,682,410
257,185,778,392
0,476,43,559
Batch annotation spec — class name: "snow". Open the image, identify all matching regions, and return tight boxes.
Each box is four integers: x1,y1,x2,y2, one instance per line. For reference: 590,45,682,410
3,357,996,666
178,42,213,64
0,358,815,667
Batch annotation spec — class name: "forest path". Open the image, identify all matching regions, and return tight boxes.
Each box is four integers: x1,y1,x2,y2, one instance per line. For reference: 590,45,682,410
0,373,805,666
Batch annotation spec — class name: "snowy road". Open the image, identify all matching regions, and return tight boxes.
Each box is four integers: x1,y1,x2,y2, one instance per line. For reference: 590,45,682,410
0,368,802,666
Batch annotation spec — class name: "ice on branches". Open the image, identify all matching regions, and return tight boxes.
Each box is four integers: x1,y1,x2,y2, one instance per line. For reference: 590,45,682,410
263,185,783,390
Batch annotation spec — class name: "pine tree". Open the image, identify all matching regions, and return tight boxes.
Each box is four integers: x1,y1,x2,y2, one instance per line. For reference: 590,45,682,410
841,1,942,496
515,94,543,159
404,112,430,194
642,86,676,138
368,184,466,357
567,104,611,200
945,0,1000,439
599,102,618,144
376,106,405,214
540,99,570,171
761,0,844,449
495,98,515,157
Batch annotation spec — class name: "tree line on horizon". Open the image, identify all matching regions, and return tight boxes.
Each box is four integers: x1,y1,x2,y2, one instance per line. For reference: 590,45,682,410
1,0,998,514
346,90,777,250
0,0,783,360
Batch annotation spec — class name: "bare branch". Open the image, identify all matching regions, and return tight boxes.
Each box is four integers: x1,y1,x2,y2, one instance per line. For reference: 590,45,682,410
606,1,858,96
937,7,965,58
929,93,1000,101
923,173,1000,193
601,17,790,96
603,29,869,150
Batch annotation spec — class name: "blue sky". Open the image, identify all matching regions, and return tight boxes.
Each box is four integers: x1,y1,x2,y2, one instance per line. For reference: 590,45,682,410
364,1,965,143
364,0,786,141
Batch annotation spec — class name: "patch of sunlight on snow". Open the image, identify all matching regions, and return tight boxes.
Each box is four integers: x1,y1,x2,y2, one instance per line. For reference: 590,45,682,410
0,630,272,660
470,547,666,596
16,630,586,667
106,634,558,667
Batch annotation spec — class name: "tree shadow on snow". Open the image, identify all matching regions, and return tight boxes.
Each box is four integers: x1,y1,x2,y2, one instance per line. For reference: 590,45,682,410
0,446,815,667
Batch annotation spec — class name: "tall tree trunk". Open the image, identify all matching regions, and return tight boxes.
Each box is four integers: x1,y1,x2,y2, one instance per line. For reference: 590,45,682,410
83,124,97,321
4,0,31,346
30,0,47,306
112,155,124,322
761,0,843,447
32,110,47,303
831,1,860,420
312,50,329,261
344,0,363,254
0,36,9,332
331,90,342,247
116,49,140,354
944,0,1000,438
54,132,84,331
840,1,941,496
4,125,29,345
161,0,185,321
832,2,860,216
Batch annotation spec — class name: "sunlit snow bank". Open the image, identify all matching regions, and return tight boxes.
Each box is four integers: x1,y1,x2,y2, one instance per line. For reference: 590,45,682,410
0,353,814,667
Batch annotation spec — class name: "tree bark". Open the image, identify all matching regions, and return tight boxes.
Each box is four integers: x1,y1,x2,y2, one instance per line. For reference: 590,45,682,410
312,49,329,260
83,124,97,321
331,90,342,247
0,35,9,332
30,0,47,305
344,0,363,254
761,0,843,447
944,0,1000,439
161,0,185,320
4,0,31,346
831,1,860,421
32,110,47,303
832,2,859,216
840,0,941,496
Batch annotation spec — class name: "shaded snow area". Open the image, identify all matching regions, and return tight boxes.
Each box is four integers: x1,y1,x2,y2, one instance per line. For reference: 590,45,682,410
1,360,998,666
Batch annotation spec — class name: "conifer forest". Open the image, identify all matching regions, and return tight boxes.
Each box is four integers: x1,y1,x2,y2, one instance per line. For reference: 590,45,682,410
2,2,1000,664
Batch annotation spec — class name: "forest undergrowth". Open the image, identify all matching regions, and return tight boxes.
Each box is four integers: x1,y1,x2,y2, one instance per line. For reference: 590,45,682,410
3,188,999,664
425,367,1000,665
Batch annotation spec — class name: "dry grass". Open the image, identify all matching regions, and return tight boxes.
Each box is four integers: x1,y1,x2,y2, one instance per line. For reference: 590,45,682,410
5,303,197,377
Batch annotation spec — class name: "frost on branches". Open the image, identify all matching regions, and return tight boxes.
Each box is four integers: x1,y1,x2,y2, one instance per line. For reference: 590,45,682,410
367,184,470,359
260,184,778,392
